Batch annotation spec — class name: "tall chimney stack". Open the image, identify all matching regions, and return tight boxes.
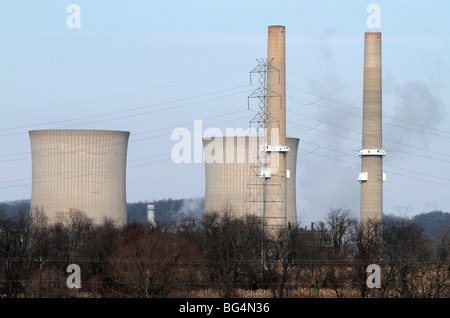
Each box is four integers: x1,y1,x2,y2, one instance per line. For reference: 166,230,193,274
359,32,385,223
267,25,286,146
265,25,289,226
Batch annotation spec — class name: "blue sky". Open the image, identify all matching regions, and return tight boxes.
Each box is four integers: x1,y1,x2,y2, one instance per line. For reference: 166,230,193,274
0,1,449,225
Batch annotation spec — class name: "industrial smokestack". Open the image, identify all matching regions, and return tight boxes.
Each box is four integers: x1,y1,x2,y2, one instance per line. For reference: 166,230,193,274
147,204,156,226
359,32,385,223
202,26,298,228
265,25,289,226
267,25,286,146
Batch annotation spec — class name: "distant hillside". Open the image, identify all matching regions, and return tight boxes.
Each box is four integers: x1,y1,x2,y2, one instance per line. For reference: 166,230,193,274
0,198,205,227
384,210,450,238
411,211,450,238
0,199,30,217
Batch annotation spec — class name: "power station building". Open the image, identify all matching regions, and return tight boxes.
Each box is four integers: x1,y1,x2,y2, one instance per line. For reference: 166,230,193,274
23,28,386,229
29,129,129,226
203,26,299,227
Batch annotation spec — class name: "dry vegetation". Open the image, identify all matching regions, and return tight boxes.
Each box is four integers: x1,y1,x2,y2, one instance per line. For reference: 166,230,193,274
0,207,448,298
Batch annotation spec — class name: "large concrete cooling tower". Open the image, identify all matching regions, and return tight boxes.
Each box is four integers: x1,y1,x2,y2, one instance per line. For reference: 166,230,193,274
358,32,385,223
203,25,297,227
203,136,299,225
29,129,129,226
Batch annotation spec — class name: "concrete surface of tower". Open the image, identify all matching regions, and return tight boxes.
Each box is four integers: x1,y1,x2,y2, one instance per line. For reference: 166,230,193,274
29,129,129,226
358,32,385,223
265,25,288,227
203,136,299,224
203,26,298,226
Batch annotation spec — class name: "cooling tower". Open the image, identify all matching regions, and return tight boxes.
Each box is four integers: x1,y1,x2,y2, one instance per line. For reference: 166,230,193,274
358,32,385,223
203,25,296,228
29,129,129,226
203,136,299,226
203,26,299,226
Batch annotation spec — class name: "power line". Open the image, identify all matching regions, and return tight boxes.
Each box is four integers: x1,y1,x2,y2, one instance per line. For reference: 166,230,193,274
0,109,251,163
286,66,450,125
0,111,255,188
296,139,450,187
299,138,450,184
0,84,252,135
287,105,450,164
286,85,450,137
1,62,255,117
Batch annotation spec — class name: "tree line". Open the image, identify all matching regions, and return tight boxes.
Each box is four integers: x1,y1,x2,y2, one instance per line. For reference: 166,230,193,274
2,199,447,236
0,198,204,226
0,206,448,298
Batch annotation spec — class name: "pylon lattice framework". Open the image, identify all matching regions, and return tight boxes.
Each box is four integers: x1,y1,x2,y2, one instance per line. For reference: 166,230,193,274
244,58,286,226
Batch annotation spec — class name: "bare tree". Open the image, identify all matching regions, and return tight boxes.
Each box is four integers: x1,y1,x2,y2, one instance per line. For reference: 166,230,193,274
197,206,263,297
414,228,449,298
261,225,298,298
46,209,94,263
291,223,330,297
383,220,433,297
431,229,450,297
81,218,119,296
103,224,198,297
326,208,357,259
350,218,383,298
324,208,357,297
0,208,49,297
